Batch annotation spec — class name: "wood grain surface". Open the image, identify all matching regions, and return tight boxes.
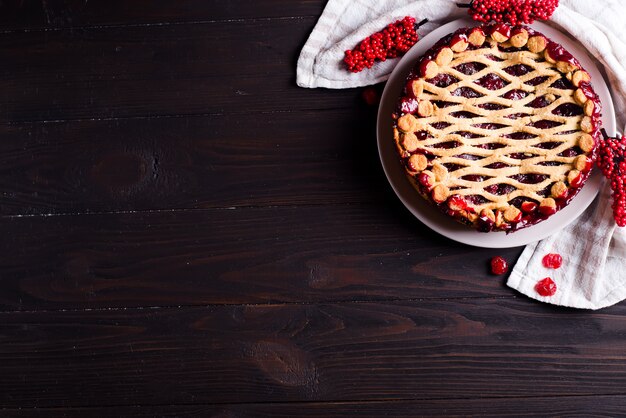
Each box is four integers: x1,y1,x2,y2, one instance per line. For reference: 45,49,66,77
0,0,618,416
0,17,356,123
0,205,523,310
4,396,626,417
0,107,381,215
2,299,626,409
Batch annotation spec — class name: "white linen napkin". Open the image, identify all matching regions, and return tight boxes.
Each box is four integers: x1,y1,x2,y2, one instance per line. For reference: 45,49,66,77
297,0,626,309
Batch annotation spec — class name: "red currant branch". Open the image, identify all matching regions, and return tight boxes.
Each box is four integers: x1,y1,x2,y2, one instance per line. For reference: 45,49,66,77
597,128,626,226
415,18,429,28
343,17,428,73
457,0,559,25
410,18,429,34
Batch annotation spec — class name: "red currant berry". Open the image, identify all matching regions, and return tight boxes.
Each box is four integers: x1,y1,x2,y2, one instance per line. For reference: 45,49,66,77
490,256,508,275
542,253,563,269
418,172,433,188
535,277,557,297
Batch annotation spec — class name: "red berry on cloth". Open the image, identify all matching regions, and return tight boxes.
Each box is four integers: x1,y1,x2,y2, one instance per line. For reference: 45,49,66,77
343,17,426,73
490,256,509,275
597,130,626,227
535,277,557,297
542,253,562,269
464,0,559,25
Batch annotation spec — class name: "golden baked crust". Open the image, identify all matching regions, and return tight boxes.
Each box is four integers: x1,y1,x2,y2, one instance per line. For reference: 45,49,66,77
393,24,601,232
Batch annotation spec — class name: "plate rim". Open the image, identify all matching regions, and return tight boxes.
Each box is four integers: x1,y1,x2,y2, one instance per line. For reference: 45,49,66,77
377,17,616,249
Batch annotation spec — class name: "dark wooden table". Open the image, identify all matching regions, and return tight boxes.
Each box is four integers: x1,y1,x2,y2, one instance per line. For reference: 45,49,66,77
1,1,626,416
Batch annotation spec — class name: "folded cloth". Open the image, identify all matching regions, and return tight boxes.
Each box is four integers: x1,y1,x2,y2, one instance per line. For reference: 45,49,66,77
508,177,626,309
297,0,626,309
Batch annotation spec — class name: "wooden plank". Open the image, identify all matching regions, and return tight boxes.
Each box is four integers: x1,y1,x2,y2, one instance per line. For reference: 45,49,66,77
4,395,626,417
0,0,326,30
0,17,358,122
0,0,45,30
0,206,522,310
1,299,626,408
0,107,383,215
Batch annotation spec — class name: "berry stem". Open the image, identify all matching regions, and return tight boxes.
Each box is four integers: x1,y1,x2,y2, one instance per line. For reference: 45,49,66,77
601,128,610,140
415,18,429,29
456,3,471,8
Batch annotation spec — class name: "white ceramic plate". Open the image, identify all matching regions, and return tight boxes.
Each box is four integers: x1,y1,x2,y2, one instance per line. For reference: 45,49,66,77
377,17,616,248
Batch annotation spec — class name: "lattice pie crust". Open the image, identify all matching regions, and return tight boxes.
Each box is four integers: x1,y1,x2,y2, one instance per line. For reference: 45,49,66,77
393,24,601,232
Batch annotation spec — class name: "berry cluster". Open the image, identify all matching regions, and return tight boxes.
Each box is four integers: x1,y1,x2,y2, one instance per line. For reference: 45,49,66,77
597,130,626,227
344,17,425,73
461,0,559,25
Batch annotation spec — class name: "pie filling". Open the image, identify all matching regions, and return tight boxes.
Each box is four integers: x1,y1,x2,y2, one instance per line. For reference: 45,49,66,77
392,24,602,233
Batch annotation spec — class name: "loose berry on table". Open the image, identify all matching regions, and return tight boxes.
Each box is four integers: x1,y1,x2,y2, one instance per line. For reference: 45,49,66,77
361,87,380,106
490,256,509,275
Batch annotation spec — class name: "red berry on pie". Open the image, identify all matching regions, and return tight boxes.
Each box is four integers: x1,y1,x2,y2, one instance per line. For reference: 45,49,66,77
542,253,563,269
418,171,434,188
448,195,468,211
490,256,508,275
521,201,538,213
535,277,557,297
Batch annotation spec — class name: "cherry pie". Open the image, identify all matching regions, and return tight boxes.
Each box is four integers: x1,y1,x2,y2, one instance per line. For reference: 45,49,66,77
393,24,602,232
